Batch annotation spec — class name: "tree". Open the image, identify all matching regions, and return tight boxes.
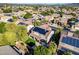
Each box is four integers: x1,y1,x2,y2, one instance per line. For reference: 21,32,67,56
23,12,32,19
12,16,18,21
52,28,61,45
41,11,50,16
3,32,17,45
16,25,29,42
25,37,35,47
57,11,64,17
34,46,49,55
33,20,42,26
74,30,79,35
68,18,77,22
70,13,76,16
68,18,77,27
5,23,17,32
0,22,30,46
3,7,12,13
63,50,73,55
48,42,57,54
34,42,57,55
0,22,6,33
40,10,54,16
50,10,54,14
5,23,29,42
18,6,24,11
0,34,9,46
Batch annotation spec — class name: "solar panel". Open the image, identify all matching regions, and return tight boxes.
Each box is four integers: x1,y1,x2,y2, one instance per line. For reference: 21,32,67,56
77,40,79,47
62,36,79,48
33,27,48,35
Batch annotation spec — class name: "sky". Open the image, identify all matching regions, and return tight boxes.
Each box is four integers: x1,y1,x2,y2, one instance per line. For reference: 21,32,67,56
0,0,79,4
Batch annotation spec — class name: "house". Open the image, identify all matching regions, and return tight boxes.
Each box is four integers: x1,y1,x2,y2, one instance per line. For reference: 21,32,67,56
40,23,52,31
49,23,58,28
13,11,26,16
0,9,3,13
62,14,73,19
60,17,68,26
58,31,79,55
0,45,19,55
45,15,54,22
71,19,79,31
4,13,13,16
33,14,44,21
27,25,34,32
18,22,26,25
0,16,13,22
52,13,60,18
75,23,79,30
32,14,39,20
14,41,29,55
30,27,54,43
16,20,28,26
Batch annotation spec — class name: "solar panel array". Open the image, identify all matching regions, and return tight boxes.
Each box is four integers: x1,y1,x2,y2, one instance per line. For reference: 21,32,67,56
62,36,79,48
33,27,48,35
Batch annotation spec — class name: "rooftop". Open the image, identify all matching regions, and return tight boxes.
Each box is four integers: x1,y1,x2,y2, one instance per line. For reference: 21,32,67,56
59,34,79,55
0,45,19,55
62,36,79,48
32,27,48,35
